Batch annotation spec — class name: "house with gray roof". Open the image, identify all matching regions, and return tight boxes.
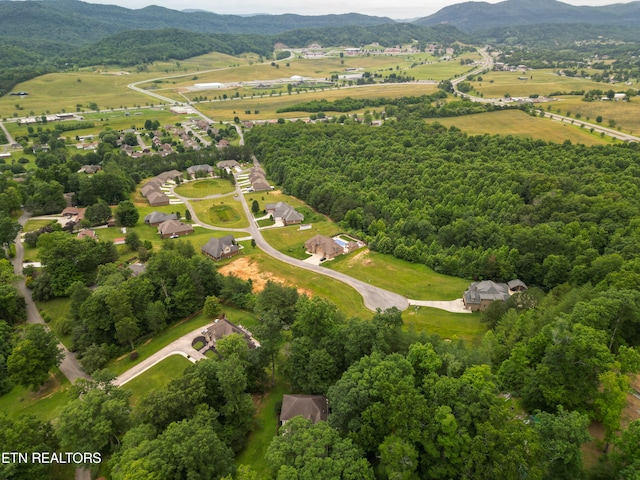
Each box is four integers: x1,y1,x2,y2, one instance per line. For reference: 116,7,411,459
187,164,213,178
146,191,170,207
217,160,240,170
279,395,329,426
463,279,527,312
203,317,260,350
144,211,177,226
265,202,304,226
201,235,239,260
304,234,343,259
157,219,193,238
156,170,183,182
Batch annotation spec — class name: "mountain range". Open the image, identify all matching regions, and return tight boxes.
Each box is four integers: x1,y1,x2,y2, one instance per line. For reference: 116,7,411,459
415,0,640,32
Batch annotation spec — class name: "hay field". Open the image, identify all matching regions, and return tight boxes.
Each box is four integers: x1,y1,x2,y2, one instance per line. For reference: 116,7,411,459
436,109,610,146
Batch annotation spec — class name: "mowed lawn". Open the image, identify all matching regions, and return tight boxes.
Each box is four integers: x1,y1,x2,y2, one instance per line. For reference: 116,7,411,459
174,178,235,198
121,355,192,407
437,109,610,146
262,223,341,260
327,250,470,300
0,368,71,422
404,307,486,345
191,198,248,228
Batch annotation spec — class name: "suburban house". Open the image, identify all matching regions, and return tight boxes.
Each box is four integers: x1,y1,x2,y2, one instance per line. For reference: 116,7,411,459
202,316,260,351
279,395,329,426
61,207,85,223
78,165,102,174
265,202,304,226
201,235,239,261
77,229,97,240
187,164,213,178
304,234,343,259
144,211,177,226
463,279,528,312
157,219,194,238
147,191,170,207
248,166,272,191
156,169,183,183
129,263,147,277
217,160,239,168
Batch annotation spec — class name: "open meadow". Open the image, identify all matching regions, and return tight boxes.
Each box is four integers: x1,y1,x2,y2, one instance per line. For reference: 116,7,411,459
437,109,611,146
551,95,640,135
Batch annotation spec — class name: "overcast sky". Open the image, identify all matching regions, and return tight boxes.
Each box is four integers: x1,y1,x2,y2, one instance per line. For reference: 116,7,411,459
84,0,637,19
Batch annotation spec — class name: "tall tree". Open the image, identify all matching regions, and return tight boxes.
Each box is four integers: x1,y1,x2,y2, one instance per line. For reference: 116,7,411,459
115,200,139,227
7,324,63,391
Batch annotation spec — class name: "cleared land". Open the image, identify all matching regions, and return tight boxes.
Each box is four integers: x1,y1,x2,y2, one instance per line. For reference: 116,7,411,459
437,109,611,146
121,355,192,407
551,96,640,135
405,307,485,345
174,178,235,198
327,250,470,300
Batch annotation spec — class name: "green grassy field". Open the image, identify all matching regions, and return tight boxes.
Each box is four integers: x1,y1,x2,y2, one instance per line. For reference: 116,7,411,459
121,355,192,407
174,178,235,198
191,198,248,228
327,250,470,300
23,218,57,232
261,223,341,260
236,381,286,477
473,69,606,98
404,307,485,345
36,297,73,349
436,109,610,146
0,368,70,421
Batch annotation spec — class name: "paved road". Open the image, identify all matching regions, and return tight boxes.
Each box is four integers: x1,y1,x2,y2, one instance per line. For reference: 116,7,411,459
12,212,91,383
113,323,210,386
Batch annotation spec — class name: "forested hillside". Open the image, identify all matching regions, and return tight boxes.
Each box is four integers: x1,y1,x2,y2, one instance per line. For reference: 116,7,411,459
246,119,640,289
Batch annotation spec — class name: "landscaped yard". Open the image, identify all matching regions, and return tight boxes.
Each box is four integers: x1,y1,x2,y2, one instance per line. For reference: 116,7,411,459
191,198,248,228
174,178,235,198
121,355,192,407
327,250,471,300
107,306,258,376
22,218,57,232
36,297,72,349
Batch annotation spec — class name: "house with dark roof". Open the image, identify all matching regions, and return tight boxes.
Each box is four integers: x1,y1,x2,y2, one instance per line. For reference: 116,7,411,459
156,170,182,182
279,395,329,425
463,279,527,312
157,219,194,238
144,211,177,226
304,234,343,259
201,235,239,260
187,164,213,178
147,191,170,207
203,317,260,350
217,160,240,170
265,202,304,226
78,165,102,174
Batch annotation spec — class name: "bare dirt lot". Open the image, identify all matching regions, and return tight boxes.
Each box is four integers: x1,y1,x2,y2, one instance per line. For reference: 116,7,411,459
219,256,313,296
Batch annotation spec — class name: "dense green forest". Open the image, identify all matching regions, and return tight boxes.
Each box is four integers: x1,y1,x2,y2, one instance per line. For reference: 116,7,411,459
246,119,640,289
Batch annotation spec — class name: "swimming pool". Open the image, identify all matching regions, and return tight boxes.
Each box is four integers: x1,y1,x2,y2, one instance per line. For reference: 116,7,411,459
334,238,347,247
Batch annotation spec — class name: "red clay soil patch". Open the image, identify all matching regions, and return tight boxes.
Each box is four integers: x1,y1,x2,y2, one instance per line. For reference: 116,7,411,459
219,256,313,297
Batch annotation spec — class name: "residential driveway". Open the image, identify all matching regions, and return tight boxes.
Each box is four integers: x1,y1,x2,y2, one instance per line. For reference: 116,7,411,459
113,323,212,386
408,298,471,314
303,253,324,266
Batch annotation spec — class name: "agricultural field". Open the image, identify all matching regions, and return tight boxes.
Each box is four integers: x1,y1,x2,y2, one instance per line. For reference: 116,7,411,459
437,109,611,146
551,95,640,135
472,69,606,98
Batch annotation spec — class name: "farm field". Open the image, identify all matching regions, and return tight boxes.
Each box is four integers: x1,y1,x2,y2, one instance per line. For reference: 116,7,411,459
551,95,640,135
437,109,611,146
197,83,439,121
472,69,606,98
174,178,235,198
